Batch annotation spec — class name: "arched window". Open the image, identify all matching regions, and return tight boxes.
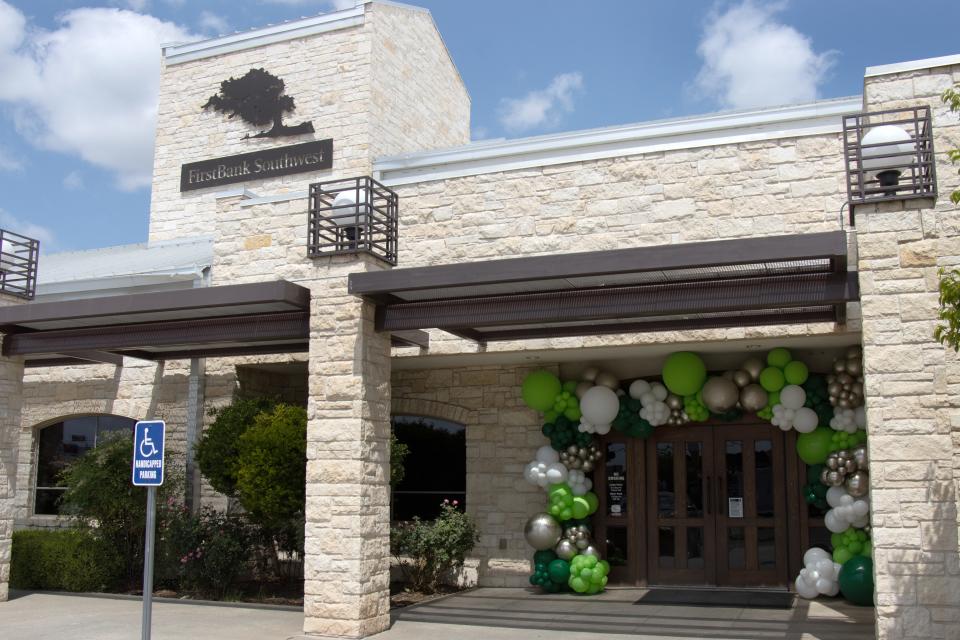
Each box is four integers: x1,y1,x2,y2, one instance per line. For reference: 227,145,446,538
34,415,137,515
391,415,465,521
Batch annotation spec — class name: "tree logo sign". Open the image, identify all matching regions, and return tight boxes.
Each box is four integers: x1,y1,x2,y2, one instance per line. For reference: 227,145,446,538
203,68,315,139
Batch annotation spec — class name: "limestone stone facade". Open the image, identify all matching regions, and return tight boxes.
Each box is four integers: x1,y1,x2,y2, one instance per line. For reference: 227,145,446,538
2,3,959,639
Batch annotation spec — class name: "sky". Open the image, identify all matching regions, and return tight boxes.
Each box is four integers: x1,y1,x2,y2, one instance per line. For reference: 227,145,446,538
0,0,958,254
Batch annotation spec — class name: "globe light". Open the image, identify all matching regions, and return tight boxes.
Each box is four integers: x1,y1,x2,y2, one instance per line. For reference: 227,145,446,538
860,125,915,189
330,188,369,226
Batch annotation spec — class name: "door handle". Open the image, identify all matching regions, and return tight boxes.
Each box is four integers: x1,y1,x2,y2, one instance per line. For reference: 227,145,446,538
716,478,723,518
706,476,712,515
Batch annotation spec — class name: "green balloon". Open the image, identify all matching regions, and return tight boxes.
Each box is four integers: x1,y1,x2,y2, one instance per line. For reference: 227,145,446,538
661,352,707,396
767,348,792,369
783,360,809,385
522,370,562,412
806,463,826,485
838,556,874,606
547,558,570,584
562,380,578,393
534,549,557,566
833,547,854,565
572,497,589,520
583,491,599,515
759,367,786,392
564,406,582,421
797,426,835,465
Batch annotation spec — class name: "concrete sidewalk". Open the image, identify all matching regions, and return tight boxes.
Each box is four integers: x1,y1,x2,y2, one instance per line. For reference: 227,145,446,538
1,588,875,640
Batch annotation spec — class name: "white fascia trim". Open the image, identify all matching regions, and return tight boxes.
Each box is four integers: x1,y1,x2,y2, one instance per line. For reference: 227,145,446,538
239,191,309,207
865,53,960,78
37,273,201,296
214,187,259,200
163,7,365,65
375,96,863,187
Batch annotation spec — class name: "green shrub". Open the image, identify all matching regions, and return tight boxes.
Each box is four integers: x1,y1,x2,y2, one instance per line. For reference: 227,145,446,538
59,432,181,590
391,501,478,593
11,529,119,592
196,396,277,498
158,507,253,599
235,403,306,535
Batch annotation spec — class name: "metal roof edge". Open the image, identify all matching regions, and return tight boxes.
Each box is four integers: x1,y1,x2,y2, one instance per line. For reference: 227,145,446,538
162,6,365,65
865,53,960,78
374,96,863,186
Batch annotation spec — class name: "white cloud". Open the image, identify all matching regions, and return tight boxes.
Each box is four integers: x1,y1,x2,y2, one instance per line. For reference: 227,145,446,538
693,1,835,110
0,209,55,252
263,0,357,7
0,145,22,171
63,170,84,190
0,3,196,190
198,10,230,35
498,72,584,134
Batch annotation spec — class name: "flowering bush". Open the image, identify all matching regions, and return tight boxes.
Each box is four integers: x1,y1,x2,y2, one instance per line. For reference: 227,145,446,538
159,506,252,599
390,500,478,594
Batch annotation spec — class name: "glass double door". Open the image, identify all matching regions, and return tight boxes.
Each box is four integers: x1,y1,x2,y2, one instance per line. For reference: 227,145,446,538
645,423,788,587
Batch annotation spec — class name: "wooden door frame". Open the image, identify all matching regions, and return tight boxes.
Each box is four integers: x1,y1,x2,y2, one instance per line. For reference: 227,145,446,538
598,416,806,588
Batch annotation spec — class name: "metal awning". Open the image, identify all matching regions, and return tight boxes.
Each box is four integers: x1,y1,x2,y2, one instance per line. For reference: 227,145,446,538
0,280,311,367
349,231,858,343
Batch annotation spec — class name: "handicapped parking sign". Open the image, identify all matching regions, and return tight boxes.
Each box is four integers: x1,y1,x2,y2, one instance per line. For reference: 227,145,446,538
132,420,165,486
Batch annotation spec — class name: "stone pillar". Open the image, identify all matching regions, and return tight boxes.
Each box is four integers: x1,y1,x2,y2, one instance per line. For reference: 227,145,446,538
0,296,25,602
855,200,960,640
301,268,392,638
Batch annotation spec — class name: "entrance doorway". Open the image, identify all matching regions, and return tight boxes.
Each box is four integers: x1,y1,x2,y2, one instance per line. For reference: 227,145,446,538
596,421,803,589
646,423,788,587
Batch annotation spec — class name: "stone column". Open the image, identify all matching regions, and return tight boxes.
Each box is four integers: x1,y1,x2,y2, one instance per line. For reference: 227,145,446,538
0,296,25,602
855,200,960,640
301,266,392,638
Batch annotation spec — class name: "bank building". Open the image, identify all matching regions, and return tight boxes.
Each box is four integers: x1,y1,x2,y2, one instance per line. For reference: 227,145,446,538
0,2,958,639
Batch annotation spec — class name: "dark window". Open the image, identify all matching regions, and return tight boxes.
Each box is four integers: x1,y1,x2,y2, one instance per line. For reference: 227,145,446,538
34,415,137,515
391,415,465,521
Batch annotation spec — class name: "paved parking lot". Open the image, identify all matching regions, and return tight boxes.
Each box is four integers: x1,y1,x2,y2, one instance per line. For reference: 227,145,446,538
1,588,875,640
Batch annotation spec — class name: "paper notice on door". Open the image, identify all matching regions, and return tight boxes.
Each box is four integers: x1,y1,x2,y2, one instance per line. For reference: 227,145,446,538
728,497,744,518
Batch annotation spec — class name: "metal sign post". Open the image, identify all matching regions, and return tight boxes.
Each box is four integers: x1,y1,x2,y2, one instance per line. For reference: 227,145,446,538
133,420,165,640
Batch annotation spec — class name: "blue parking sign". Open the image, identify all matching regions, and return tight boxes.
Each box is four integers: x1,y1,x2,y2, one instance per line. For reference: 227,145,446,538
132,421,165,486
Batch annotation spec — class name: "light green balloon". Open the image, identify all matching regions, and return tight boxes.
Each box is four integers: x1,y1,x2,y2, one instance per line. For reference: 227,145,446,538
767,348,792,369
759,367,785,392
662,352,707,396
784,360,809,385
522,370,562,412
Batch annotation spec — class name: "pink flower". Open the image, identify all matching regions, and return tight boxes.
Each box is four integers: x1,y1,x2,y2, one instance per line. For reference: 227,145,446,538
452,500,459,507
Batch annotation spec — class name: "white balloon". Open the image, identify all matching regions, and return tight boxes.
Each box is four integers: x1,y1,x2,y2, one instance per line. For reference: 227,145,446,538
575,381,593,399
854,406,867,430
567,469,593,496
580,385,620,425
780,385,806,410
826,485,848,508
795,575,819,599
581,367,599,382
651,382,668,402
824,510,847,533
803,547,830,566
536,445,559,464
853,501,870,517
830,408,858,433
640,391,656,406
793,407,819,433
545,462,569,485
595,422,612,435
628,379,651,400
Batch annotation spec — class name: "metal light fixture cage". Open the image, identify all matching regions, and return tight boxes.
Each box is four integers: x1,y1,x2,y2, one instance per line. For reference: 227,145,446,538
843,106,937,220
0,227,39,300
308,176,398,265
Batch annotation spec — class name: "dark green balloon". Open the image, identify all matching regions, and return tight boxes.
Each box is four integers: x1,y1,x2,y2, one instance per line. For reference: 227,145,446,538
547,558,571,584
838,556,874,606
534,549,557,566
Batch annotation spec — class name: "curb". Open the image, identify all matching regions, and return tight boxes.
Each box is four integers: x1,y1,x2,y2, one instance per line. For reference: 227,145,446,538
9,589,303,612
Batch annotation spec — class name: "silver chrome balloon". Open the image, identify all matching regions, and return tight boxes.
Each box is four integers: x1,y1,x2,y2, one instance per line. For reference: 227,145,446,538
732,369,752,389
852,445,868,471
742,358,764,382
739,384,768,412
524,513,562,550
845,470,869,498
701,376,739,413
666,394,683,410
581,545,600,558
555,539,578,560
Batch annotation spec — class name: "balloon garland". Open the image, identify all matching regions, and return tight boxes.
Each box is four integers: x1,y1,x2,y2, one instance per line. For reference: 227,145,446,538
519,346,873,605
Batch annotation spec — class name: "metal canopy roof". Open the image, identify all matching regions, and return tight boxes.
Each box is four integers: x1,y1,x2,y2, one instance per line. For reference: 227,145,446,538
349,231,858,343
0,280,312,367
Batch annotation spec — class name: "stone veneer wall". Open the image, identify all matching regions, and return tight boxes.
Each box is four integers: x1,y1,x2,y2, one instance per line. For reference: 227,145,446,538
148,2,469,245
16,359,193,529
854,63,960,640
391,364,551,587
0,295,24,602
